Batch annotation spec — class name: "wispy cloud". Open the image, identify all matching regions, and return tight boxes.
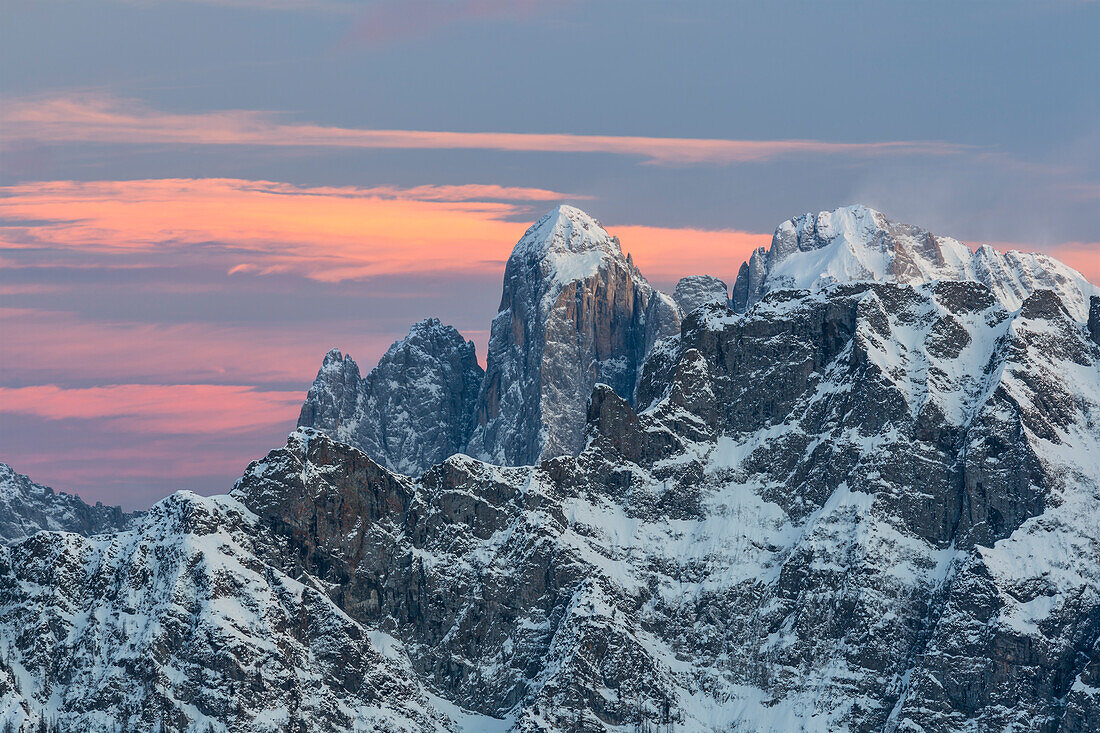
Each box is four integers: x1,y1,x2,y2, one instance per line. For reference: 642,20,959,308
0,94,970,166
0,177,765,283
0,307,354,387
0,384,302,434
0,178,544,280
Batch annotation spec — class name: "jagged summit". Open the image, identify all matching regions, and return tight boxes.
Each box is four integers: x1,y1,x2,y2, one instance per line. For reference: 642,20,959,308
0,462,133,543
506,205,635,294
511,204,621,259
732,204,1098,319
467,206,680,465
295,206,682,473
297,318,483,475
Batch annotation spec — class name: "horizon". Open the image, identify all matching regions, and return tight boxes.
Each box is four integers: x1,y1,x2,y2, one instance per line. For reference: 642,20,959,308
3,0,1099,509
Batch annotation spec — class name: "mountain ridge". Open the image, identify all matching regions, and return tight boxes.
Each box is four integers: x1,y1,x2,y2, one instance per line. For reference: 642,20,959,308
5,205,1099,731
731,204,1098,320
0,463,134,545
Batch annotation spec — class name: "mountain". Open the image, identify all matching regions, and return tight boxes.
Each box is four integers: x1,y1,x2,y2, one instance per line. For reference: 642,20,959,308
0,463,132,544
297,319,484,476
4,205,1100,731
672,275,729,315
0,485,470,733
466,204,680,465
299,207,681,473
731,204,1099,320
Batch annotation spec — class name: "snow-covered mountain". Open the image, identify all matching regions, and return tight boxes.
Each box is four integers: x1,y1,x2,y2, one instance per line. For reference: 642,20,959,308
4,204,1100,732
731,204,1099,320
467,205,681,465
0,463,132,544
0,486,469,732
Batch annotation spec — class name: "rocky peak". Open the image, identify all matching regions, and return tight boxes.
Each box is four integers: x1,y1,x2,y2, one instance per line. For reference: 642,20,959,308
508,204,624,265
0,463,133,544
466,205,680,466
296,348,361,435
673,274,729,314
297,318,483,476
731,204,1099,319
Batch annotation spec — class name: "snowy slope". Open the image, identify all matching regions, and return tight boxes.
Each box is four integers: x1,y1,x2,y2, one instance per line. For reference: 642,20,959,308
731,205,1099,320
0,487,482,732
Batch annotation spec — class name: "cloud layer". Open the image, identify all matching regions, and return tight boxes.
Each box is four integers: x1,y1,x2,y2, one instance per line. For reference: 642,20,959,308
0,177,768,282
1,95,970,166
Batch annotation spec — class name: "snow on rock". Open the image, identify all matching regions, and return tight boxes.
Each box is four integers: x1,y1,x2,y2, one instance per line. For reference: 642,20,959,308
7,205,1100,732
731,204,1099,320
467,205,681,466
228,274,1100,731
0,463,133,545
0,489,460,732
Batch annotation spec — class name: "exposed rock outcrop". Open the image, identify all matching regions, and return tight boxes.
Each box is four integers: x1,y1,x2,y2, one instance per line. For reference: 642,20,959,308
298,318,483,476
465,205,680,465
672,274,729,315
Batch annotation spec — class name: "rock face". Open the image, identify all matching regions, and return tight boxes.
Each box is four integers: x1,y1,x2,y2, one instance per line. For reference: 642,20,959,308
466,205,681,465
672,275,729,315
298,318,484,476
731,204,1099,319
299,206,682,471
247,280,1100,732
0,463,132,544
4,205,1100,732
1089,295,1100,346
0,487,459,732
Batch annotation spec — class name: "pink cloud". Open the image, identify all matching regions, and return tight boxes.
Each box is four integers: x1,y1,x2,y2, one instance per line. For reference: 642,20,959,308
614,225,769,287
0,178,554,281
0,94,969,166
0,177,771,285
0,307,392,387
0,384,303,434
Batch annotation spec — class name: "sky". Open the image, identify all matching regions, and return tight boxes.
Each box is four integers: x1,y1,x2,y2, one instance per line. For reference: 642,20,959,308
1,0,1098,509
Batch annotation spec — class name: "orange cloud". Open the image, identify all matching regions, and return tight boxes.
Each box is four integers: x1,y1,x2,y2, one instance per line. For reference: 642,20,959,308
0,178,551,280
0,384,302,434
0,94,969,165
0,177,769,284
615,225,769,287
